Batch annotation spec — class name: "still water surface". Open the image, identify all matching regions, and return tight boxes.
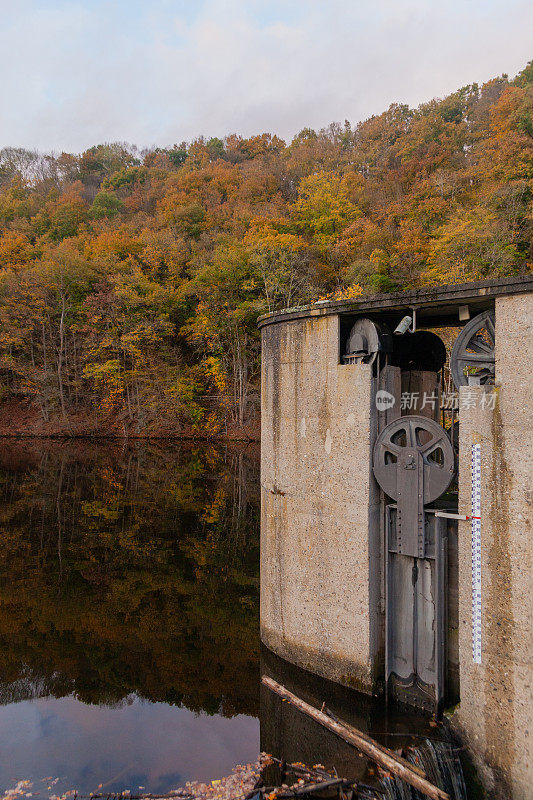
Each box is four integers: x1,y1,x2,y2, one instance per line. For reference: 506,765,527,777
0,440,260,796
0,440,469,800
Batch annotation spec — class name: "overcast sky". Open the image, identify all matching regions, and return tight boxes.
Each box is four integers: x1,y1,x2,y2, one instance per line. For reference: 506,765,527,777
1,0,531,153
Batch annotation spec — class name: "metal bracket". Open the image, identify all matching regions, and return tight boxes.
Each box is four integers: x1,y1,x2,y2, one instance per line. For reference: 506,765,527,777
373,416,456,559
434,511,469,521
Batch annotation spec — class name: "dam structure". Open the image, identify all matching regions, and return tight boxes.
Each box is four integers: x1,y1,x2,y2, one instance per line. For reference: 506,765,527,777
259,276,533,800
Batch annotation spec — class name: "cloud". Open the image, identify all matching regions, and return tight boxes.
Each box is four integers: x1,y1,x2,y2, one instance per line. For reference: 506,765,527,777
1,0,531,152
0,694,259,793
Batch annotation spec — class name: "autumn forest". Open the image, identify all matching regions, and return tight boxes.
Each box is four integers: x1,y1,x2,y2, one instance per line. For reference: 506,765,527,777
0,63,531,436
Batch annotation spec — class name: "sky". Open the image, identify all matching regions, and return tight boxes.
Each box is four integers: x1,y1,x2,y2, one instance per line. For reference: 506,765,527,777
0,694,259,794
1,0,532,153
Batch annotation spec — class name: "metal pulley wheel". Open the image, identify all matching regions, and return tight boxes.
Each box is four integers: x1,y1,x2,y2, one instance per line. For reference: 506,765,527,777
343,318,392,365
373,416,455,558
450,310,495,389
373,415,455,503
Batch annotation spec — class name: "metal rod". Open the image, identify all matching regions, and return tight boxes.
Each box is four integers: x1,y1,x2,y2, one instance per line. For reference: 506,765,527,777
434,511,469,520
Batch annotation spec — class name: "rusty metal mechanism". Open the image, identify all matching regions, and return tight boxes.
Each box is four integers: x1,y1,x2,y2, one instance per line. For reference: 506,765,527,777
373,416,455,558
343,318,392,365
373,415,456,710
450,310,495,388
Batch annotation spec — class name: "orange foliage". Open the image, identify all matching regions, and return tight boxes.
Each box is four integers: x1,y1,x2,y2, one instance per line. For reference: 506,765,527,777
0,62,530,430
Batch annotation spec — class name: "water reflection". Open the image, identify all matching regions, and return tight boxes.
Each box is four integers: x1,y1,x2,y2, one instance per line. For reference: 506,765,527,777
0,439,470,799
260,646,442,786
2,697,258,794
0,440,260,795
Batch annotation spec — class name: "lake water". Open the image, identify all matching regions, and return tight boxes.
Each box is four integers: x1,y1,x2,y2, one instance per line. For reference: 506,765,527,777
0,439,468,800
0,440,261,797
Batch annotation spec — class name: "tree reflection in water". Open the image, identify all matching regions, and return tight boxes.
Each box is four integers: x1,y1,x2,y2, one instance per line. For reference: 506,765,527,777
0,440,472,798
0,440,260,717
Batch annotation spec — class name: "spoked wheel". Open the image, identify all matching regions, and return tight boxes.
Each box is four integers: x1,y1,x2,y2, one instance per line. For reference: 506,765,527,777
450,311,495,389
343,318,392,365
373,415,455,503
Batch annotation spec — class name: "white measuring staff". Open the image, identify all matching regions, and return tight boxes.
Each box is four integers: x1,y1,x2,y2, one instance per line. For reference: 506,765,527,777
471,442,482,664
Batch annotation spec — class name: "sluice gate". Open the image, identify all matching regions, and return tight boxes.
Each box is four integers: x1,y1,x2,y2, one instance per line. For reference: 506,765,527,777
259,277,533,800
342,308,460,711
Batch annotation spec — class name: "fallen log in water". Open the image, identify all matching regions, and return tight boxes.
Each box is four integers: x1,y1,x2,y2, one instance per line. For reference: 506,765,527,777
322,706,426,780
261,676,450,800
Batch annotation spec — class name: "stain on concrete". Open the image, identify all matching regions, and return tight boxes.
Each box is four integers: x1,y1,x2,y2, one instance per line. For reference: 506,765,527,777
261,313,379,697
261,289,533,800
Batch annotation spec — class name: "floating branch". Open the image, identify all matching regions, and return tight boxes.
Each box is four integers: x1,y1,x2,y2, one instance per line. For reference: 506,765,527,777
261,676,450,800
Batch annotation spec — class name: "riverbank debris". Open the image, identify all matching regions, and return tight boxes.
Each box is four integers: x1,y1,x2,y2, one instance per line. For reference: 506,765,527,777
0,745,466,800
257,755,382,799
0,762,263,800
262,677,450,800
169,759,262,800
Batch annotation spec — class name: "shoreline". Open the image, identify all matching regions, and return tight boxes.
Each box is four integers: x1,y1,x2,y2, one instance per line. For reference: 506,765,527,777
0,398,260,443
0,432,260,441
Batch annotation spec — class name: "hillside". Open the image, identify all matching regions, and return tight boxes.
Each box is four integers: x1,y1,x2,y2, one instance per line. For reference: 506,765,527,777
0,62,531,437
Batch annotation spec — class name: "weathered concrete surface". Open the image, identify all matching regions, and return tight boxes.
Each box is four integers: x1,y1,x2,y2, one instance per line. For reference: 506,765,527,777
260,315,383,693
453,294,533,800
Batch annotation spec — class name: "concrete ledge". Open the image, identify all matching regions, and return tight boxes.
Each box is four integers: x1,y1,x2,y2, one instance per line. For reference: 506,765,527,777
260,624,378,695
258,275,533,329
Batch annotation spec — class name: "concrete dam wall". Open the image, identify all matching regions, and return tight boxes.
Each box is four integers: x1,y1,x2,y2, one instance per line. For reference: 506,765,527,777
259,277,533,800
260,314,381,693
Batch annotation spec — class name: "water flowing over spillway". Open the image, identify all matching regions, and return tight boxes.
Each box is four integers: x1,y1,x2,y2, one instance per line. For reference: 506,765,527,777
379,740,467,800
